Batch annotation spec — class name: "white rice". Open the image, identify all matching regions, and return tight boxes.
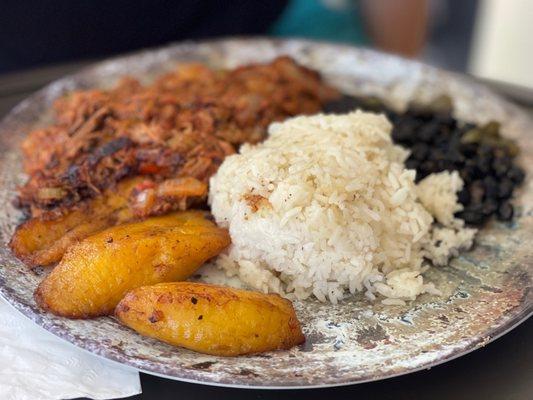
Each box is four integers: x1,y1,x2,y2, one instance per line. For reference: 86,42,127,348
416,170,464,226
209,111,476,304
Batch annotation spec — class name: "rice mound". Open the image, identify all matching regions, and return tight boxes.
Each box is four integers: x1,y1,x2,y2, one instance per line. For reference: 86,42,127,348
209,111,476,304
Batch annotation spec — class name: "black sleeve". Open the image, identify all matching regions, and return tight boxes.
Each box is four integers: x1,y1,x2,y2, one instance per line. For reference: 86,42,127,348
0,0,288,72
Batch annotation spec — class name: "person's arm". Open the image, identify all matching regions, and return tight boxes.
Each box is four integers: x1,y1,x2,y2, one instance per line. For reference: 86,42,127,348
360,0,428,57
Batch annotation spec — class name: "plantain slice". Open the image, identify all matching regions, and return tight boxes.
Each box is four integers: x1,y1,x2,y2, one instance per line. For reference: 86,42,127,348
10,178,142,267
34,211,230,318
115,282,305,356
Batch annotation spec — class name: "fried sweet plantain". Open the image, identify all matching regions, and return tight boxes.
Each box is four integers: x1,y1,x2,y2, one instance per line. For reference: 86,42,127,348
115,282,305,356
34,211,230,318
10,178,141,267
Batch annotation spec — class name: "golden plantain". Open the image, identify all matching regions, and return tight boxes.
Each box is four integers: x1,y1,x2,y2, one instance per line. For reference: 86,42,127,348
115,282,305,356
10,178,142,267
34,211,230,318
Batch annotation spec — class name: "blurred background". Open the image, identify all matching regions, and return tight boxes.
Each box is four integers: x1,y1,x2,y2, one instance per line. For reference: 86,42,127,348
0,0,531,88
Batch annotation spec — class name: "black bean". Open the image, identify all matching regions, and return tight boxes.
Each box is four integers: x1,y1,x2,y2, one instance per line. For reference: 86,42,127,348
482,176,499,199
492,147,508,160
477,144,494,157
476,155,493,176
406,107,433,122
386,112,400,123
446,149,465,165
436,159,455,171
469,180,485,205
459,166,475,183
392,125,415,144
458,188,470,205
438,122,454,138
417,122,439,142
493,158,511,177
435,114,456,127
481,199,499,216
459,143,478,158
451,126,463,141
405,159,419,170
401,115,421,128
464,159,483,180
323,95,366,114
434,140,451,154
498,178,514,199
497,201,514,221
411,143,429,161
507,166,525,184
419,160,437,175
417,171,432,182
430,148,446,161
456,209,487,225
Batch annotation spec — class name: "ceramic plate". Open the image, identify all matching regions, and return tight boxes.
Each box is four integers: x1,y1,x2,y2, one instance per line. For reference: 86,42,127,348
0,38,531,388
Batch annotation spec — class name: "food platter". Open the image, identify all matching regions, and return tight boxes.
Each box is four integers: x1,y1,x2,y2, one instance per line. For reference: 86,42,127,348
0,38,531,388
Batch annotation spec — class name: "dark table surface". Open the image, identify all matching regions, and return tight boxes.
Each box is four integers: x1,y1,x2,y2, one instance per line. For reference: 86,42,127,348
0,62,531,400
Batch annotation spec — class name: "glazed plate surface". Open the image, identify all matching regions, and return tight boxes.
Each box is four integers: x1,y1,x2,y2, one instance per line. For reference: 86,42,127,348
0,38,531,388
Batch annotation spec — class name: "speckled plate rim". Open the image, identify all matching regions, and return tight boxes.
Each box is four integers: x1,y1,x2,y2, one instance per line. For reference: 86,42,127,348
0,37,532,389
0,296,530,390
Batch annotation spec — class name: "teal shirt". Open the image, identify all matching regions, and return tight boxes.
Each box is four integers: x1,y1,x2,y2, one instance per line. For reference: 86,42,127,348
270,0,368,45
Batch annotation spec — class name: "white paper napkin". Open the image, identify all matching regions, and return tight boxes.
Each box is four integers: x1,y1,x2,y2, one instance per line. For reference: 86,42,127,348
0,298,141,400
